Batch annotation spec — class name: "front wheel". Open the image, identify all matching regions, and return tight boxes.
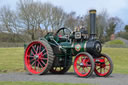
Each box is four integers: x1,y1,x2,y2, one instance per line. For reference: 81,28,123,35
94,53,113,77
73,52,94,77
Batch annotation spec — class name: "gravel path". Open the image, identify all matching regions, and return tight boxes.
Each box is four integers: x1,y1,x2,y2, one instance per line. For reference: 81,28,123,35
0,72,128,85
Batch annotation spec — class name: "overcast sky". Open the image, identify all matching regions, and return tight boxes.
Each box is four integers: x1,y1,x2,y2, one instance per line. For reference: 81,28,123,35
0,0,128,25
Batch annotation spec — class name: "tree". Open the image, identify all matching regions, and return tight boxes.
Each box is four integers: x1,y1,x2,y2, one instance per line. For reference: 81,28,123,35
18,0,43,40
0,6,20,42
96,10,108,42
105,17,121,41
50,6,66,31
64,11,77,30
125,25,128,32
40,3,53,33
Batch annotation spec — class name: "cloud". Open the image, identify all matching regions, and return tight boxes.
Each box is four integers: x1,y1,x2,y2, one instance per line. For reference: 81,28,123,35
0,0,127,24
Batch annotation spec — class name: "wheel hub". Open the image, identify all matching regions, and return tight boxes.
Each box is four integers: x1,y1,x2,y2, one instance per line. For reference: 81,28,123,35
34,55,39,59
80,63,84,67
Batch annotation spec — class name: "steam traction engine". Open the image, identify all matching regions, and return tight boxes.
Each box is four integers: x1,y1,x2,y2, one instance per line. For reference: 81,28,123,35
24,10,113,77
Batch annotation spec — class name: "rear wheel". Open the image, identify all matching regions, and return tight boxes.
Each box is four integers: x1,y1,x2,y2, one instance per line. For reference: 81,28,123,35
24,40,54,75
94,53,113,77
73,52,94,77
49,57,72,74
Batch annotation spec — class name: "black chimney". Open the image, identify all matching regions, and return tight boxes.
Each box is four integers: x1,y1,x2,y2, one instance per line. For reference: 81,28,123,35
89,9,96,40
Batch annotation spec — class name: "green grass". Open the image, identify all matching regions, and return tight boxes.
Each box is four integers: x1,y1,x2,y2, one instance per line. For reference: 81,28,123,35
0,82,90,85
0,47,128,74
102,48,128,74
106,40,125,45
0,47,24,73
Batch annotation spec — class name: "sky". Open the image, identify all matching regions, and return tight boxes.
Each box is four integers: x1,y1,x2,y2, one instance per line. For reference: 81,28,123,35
0,0,128,25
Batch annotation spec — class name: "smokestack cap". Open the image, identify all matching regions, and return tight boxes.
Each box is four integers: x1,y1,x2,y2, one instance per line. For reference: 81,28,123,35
89,9,96,14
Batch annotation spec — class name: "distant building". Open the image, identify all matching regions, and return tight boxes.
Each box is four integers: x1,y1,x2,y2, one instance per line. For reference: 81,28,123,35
110,34,115,40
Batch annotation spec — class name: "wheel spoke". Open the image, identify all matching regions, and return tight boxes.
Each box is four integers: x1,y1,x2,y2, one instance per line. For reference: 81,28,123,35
32,46,37,54
86,64,91,67
40,58,48,60
105,67,109,71
41,52,47,57
30,58,35,62
31,49,35,55
86,58,89,62
85,66,89,71
78,58,81,63
105,60,109,63
82,67,86,73
100,68,102,73
27,55,34,58
81,56,83,62
36,45,39,54
31,60,36,66
39,49,45,55
77,66,81,70
96,67,100,71
40,59,46,65
38,61,44,68
105,64,110,66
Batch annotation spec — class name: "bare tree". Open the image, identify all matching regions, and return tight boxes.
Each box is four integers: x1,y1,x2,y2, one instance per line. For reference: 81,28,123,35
96,10,109,41
0,6,21,42
0,6,17,33
64,11,77,30
50,6,66,31
40,3,53,33
18,0,43,40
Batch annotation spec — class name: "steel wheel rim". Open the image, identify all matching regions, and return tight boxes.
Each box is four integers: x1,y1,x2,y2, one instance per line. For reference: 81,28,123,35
94,56,111,76
74,54,92,77
25,41,48,74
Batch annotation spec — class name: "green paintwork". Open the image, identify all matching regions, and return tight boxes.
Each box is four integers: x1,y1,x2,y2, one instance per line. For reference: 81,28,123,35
24,31,87,67
71,41,87,55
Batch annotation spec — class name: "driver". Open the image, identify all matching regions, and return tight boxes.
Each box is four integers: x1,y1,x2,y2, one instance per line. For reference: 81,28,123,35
80,26,88,34
80,26,88,39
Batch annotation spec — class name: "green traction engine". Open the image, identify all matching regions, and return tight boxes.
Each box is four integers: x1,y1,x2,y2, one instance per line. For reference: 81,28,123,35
24,9,113,77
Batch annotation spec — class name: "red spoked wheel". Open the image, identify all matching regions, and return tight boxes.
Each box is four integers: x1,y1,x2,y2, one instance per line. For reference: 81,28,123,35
73,52,94,77
24,40,54,75
94,53,113,77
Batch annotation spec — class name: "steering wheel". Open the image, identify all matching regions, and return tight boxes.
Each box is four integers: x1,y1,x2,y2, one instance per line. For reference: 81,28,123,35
55,27,72,40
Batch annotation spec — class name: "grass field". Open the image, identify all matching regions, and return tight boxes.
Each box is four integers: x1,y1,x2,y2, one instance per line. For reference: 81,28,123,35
0,47,128,74
0,82,90,85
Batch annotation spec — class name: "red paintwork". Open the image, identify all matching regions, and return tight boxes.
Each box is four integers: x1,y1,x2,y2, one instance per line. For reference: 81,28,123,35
94,58,105,63
24,41,48,74
94,56,111,76
58,35,62,37
74,54,110,77
74,54,91,77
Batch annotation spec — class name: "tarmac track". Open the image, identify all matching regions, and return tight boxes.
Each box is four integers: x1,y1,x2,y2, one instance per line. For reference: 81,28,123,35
0,72,128,85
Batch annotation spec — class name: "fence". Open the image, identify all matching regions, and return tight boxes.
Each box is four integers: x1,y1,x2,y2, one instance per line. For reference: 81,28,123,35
0,42,25,47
